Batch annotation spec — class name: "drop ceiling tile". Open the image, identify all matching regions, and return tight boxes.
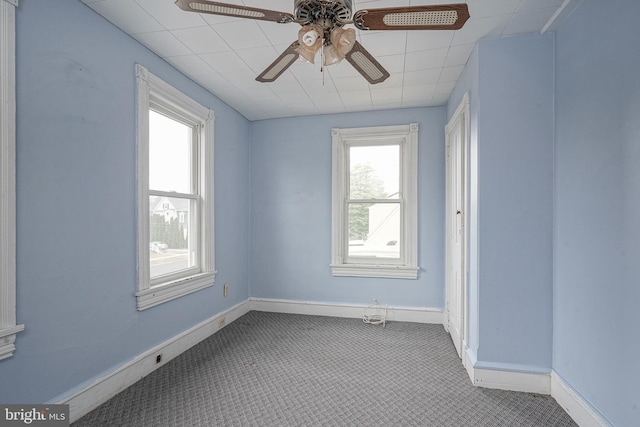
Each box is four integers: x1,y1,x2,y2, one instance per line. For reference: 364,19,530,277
451,15,510,45
406,31,454,53
290,66,335,91
403,68,442,86
200,51,251,72
518,0,565,12
371,87,403,105
273,82,315,108
310,92,345,111
377,54,409,74
402,83,437,99
444,43,475,67
363,0,406,7
86,0,163,35
257,21,299,46
261,0,293,12
404,48,448,72
340,90,373,110
434,80,457,96
164,54,214,77
235,46,282,74
135,31,192,57
171,26,230,54
135,0,206,30
332,76,372,92
231,76,276,98
431,93,450,105
358,32,408,57
467,0,521,18
190,68,229,91
503,8,558,36
325,62,362,79
200,14,244,26
439,65,465,83
375,73,404,89
212,20,272,50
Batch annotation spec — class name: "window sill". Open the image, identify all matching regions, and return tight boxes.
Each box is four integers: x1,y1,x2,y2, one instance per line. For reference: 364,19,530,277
136,271,216,311
330,264,419,279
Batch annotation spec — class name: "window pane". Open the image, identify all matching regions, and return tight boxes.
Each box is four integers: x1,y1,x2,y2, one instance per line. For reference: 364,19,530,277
149,195,196,278
349,145,399,199
149,110,192,193
348,202,400,259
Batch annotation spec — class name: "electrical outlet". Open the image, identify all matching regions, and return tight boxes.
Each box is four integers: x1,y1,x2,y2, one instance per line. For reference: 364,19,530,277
223,283,229,297
218,316,226,328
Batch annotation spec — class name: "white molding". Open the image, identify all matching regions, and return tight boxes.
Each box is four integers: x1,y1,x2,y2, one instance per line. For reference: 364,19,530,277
0,0,23,361
329,264,418,279
330,123,419,279
444,92,469,358
135,271,216,311
135,64,216,310
249,298,443,324
462,347,551,394
550,371,611,427
472,366,551,394
53,300,251,423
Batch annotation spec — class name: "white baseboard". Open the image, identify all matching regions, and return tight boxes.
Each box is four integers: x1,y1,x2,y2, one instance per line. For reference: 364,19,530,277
54,300,250,423
462,347,551,394
472,366,551,394
249,297,443,324
550,371,611,427
462,352,611,426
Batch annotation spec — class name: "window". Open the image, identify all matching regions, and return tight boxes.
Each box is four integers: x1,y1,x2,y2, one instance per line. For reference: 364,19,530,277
136,65,215,310
331,124,419,279
0,0,24,360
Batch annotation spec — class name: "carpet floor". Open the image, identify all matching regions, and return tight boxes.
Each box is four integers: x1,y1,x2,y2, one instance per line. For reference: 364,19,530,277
73,311,576,426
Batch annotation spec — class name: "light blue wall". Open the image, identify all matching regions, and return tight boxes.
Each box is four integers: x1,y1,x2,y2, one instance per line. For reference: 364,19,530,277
249,108,446,308
475,34,555,371
0,0,251,404
447,34,555,372
554,0,640,425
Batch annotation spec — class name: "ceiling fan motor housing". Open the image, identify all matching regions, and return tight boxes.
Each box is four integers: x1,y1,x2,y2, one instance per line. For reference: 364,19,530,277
294,0,353,29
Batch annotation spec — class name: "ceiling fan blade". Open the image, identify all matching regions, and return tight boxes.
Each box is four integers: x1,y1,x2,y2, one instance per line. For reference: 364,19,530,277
256,42,300,83
353,3,470,31
175,0,295,24
344,41,390,85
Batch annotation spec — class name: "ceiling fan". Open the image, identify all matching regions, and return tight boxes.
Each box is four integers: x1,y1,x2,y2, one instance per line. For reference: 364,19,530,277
175,0,470,84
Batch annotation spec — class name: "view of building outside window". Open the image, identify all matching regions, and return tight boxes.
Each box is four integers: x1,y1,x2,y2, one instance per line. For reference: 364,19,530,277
148,110,194,278
347,144,401,259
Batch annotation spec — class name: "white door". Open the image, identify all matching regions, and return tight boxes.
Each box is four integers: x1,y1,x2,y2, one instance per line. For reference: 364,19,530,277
445,97,467,359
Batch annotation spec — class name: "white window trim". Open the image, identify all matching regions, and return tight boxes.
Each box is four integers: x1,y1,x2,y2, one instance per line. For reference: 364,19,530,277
331,123,419,279
135,64,215,310
0,0,24,361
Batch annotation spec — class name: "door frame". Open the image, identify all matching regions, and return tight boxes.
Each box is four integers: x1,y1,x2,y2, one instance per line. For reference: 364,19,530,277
444,92,469,362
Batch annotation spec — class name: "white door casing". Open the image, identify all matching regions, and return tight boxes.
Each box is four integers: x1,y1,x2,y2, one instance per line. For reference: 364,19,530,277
445,93,469,360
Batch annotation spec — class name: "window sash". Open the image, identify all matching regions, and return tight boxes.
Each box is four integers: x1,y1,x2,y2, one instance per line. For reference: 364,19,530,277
331,124,418,279
148,107,199,195
136,64,215,310
148,193,200,285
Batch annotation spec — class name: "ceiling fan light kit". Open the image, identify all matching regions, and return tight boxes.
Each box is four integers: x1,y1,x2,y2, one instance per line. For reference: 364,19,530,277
175,0,470,84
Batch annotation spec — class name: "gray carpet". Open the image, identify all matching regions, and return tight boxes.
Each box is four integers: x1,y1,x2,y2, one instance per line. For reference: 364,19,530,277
73,311,577,426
